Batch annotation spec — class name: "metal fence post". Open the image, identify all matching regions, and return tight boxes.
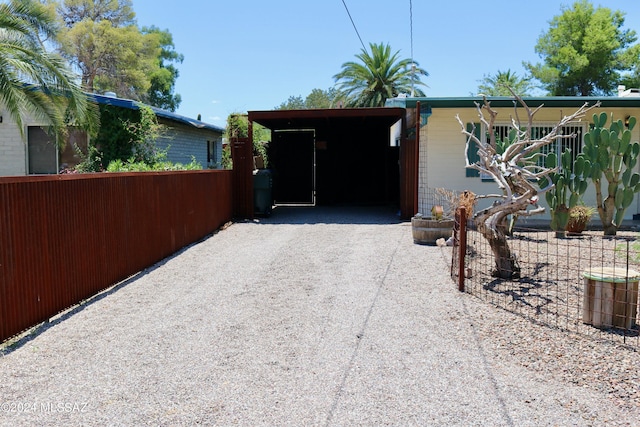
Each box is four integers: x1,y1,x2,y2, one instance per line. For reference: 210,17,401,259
458,207,467,292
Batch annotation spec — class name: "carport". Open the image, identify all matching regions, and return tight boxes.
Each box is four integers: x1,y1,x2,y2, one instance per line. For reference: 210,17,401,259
246,107,417,219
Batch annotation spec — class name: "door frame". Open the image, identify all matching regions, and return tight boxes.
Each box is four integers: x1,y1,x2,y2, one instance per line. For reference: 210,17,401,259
271,129,316,207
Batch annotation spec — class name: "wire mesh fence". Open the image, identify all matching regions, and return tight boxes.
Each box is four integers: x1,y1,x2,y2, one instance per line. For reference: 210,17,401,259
421,187,462,219
453,210,640,348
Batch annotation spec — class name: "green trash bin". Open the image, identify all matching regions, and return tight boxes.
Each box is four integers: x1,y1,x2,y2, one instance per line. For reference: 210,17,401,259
253,169,272,216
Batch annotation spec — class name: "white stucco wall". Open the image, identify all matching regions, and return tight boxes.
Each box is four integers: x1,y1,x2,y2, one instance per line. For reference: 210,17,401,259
419,105,640,221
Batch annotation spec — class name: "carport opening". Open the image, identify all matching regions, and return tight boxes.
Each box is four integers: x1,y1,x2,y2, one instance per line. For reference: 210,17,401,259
250,108,405,209
270,129,316,205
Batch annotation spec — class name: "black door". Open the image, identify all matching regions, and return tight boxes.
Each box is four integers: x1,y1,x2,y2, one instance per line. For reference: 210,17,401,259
270,130,315,205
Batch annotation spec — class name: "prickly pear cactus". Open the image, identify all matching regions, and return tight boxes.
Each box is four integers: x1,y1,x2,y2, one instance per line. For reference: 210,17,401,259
538,149,590,235
582,113,640,235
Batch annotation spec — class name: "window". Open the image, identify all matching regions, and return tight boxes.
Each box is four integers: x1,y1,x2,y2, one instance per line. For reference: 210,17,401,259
466,122,586,179
28,126,57,174
27,126,89,174
207,140,216,165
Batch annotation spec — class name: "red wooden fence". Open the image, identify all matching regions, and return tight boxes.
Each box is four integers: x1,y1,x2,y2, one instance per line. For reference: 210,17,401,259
0,170,233,342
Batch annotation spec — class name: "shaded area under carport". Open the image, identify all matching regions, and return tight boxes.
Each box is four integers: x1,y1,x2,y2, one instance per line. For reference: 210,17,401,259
249,108,406,208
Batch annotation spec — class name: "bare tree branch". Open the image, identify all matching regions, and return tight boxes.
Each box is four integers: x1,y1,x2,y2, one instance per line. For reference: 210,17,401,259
459,90,601,278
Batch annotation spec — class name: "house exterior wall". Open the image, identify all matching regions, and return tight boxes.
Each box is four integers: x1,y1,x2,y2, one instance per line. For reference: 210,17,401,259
0,114,27,176
156,119,223,169
0,104,225,176
0,107,48,176
419,105,640,221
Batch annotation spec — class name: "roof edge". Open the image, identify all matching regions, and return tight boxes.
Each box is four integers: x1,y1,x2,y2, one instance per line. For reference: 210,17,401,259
90,93,224,133
386,96,640,109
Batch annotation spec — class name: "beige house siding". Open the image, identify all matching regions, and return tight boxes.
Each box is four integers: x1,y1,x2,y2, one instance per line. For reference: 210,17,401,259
418,105,640,221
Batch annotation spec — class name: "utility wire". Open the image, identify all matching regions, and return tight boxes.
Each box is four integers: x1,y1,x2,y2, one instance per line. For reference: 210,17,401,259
410,0,414,63
410,0,415,96
339,0,397,103
341,0,368,53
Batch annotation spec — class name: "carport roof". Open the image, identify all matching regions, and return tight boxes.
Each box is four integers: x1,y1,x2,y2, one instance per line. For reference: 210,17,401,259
248,107,405,130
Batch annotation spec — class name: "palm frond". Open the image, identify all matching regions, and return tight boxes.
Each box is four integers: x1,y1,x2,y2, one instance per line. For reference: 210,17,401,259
334,42,429,107
0,0,97,140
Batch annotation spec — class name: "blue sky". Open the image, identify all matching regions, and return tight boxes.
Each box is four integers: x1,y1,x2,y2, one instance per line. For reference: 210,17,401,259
132,1,640,128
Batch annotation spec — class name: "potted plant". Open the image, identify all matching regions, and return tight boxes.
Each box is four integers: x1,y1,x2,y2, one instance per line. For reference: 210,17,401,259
412,208,454,245
567,205,595,234
411,190,476,245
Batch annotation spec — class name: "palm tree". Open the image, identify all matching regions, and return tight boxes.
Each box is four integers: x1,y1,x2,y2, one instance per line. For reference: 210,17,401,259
0,0,97,140
476,69,535,96
334,42,428,107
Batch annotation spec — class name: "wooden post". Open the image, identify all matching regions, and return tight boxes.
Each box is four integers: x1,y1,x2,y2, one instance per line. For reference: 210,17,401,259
414,101,420,215
458,207,467,292
231,136,254,219
583,267,640,329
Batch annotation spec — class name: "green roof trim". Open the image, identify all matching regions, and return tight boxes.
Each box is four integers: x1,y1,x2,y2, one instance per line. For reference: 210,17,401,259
385,96,640,109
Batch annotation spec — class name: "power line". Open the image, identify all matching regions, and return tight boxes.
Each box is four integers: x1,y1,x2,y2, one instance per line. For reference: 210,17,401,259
341,0,368,53
410,0,414,63
410,0,415,96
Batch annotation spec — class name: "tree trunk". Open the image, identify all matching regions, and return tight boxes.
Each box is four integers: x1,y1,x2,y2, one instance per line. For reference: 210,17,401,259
476,212,520,279
599,196,618,236
603,224,617,236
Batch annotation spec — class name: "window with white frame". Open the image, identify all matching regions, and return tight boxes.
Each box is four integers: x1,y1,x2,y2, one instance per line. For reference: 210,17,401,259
466,122,586,179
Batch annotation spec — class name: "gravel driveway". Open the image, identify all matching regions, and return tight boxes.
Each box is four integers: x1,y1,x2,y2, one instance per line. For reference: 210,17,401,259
1,206,639,426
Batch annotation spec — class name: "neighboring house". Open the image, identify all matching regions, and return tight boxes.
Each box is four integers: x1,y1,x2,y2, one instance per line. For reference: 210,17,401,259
0,93,224,176
387,88,640,221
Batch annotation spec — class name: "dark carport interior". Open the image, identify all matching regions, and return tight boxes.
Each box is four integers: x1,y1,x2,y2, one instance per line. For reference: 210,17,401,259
248,108,405,207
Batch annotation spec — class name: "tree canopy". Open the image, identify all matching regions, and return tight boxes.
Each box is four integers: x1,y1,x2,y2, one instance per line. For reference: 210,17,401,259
275,88,341,110
140,26,183,112
59,19,159,98
475,70,535,96
275,95,305,110
334,42,428,107
55,0,182,108
57,0,134,27
0,0,97,140
524,0,639,96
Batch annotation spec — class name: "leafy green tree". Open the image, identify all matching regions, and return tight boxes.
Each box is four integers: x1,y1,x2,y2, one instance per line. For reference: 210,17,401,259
56,0,164,101
57,0,134,27
0,0,97,140
276,88,342,110
334,42,428,107
305,87,342,108
275,95,305,110
59,19,159,98
140,26,183,112
524,0,639,96
619,44,640,89
476,69,535,96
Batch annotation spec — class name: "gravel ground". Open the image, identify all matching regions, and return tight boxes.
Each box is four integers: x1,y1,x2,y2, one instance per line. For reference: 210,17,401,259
1,206,640,426
462,229,640,411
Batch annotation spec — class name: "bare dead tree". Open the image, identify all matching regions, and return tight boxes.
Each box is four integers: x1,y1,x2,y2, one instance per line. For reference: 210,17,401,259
457,93,600,278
